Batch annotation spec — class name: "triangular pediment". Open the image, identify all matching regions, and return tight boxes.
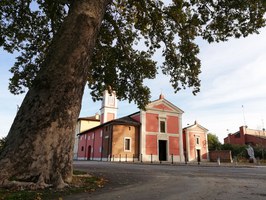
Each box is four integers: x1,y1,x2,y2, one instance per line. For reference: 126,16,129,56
145,98,184,114
190,126,205,132
184,121,208,132
152,103,174,111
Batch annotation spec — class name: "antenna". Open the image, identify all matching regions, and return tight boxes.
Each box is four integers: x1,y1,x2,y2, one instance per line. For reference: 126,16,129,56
242,105,246,126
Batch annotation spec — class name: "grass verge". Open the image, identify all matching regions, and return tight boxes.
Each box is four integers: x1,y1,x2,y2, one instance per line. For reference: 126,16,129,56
0,170,106,200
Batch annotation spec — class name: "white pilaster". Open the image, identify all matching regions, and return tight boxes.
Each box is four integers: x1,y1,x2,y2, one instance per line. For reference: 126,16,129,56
178,114,184,162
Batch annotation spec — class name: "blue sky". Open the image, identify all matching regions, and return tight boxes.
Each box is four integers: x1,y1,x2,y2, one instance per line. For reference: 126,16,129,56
1,27,266,142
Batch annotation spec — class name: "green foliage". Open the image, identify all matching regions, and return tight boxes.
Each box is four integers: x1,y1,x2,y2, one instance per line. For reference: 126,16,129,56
0,0,69,94
253,145,266,160
221,143,248,159
207,133,221,150
73,170,88,175
221,144,266,161
0,189,38,200
1,0,266,108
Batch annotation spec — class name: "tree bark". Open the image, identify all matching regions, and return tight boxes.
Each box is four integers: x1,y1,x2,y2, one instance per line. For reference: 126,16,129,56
0,0,110,189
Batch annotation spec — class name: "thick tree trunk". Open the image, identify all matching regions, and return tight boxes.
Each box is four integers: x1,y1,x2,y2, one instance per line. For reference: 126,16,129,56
0,0,110,189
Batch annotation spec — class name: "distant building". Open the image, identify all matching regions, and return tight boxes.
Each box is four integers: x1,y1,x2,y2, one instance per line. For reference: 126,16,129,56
224,126,266,147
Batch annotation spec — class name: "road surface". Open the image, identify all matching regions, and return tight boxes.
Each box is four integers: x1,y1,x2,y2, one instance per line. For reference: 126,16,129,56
65,161,266,200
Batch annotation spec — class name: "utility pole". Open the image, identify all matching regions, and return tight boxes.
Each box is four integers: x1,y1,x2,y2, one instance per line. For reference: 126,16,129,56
242,105,246,126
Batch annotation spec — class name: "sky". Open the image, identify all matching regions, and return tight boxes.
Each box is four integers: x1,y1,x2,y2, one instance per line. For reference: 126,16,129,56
1,27,266,142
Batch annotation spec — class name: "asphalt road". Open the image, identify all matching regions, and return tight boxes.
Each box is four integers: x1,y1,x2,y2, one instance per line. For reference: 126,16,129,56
66,161,266,200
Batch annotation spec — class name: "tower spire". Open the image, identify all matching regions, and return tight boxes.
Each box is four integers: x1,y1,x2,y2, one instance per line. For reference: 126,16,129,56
159,93,164,99
100,90,118,124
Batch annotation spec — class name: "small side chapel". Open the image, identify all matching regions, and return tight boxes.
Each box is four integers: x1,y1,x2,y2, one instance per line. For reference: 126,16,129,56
183,121,209,162
76,91,209,163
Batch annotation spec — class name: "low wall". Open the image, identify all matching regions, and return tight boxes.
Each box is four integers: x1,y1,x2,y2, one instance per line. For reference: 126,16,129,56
209,150,232,163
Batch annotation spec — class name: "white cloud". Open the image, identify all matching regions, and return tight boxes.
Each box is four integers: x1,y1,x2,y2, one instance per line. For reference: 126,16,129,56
181,29,266,141
192,56,266,108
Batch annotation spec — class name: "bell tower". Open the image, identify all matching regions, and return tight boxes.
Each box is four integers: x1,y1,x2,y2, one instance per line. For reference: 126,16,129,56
100,90,118,124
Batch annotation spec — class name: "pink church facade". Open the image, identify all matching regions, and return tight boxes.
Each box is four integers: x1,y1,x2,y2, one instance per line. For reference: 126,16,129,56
137,94,184,162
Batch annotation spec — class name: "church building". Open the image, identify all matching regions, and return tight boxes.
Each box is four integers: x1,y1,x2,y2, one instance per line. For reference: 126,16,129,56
76,91,208,163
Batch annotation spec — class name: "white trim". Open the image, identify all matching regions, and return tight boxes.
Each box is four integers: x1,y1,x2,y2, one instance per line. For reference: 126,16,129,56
196,136,200,145
146,110,180,117
77,157,87,160
140,110,146,157
158,139,168,161
185,129,190,161
100,90,118,123
145,98,184,114
178,115,184,162
159,118,167,133
157,133,168,140
124,137,131,152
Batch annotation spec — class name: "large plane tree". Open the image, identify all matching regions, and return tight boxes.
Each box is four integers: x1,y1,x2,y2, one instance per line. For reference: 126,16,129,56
0,0,265,189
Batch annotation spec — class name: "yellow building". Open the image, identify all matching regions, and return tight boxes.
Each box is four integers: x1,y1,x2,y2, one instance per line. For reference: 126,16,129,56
73,114,100,159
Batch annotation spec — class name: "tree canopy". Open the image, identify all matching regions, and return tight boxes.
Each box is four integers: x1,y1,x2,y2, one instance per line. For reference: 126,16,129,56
207,133,221,151
1,0,266,109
